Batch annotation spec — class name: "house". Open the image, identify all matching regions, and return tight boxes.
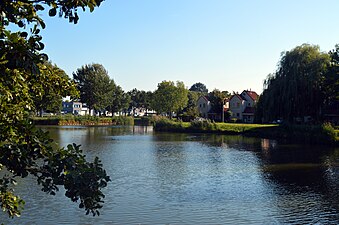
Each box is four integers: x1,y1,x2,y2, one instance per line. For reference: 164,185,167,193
197,96,212,118
229,90,258,123
62,101,92,116
196,96,229,121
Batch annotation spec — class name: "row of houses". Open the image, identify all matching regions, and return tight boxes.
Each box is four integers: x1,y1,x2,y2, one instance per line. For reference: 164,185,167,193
197,90,259,123
61,101,155,117
62,89,338,125
62,90,259,123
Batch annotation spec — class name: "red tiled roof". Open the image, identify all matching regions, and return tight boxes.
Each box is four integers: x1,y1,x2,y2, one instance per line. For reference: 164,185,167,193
244,90,259,101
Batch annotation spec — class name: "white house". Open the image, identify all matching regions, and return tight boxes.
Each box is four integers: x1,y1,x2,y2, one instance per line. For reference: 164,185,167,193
197,96,211,118
229,90,258,123
62,101,93,116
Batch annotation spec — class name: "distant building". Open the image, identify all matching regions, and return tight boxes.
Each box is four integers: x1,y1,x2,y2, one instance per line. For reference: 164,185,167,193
197,96,212,118
196,96,229,121
62,101,92,116
229,90,258,123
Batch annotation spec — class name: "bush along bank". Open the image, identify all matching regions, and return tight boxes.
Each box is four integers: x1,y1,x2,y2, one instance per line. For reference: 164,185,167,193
153,117,338,146
32,115,134,126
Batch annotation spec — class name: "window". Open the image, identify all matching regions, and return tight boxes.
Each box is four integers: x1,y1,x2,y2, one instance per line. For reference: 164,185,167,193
248,103,250,106
200,104,202,108
236,102,240,108
203,103,206,108
237,113,240,117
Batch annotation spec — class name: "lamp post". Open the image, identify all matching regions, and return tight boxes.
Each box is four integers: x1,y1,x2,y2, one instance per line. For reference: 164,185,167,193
221,98,225,123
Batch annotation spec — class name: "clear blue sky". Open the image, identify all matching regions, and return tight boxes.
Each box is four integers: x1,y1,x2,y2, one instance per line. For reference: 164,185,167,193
40,0,339,94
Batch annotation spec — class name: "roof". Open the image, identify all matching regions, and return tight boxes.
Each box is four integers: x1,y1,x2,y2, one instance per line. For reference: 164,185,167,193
198,95,210,102
230,94,244,101
243,90,259,101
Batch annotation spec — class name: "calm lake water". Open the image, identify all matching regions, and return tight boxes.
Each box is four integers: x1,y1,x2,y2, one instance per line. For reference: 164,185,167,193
1,126,338,224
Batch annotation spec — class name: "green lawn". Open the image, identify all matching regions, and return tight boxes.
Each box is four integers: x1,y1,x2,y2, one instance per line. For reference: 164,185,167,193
154,118,337,145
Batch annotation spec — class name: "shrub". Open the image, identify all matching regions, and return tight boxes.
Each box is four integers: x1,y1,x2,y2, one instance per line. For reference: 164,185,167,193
112,116,134,125
190,118,216,131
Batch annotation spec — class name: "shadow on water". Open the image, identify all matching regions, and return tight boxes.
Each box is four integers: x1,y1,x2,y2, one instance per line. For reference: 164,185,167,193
259,141,339,224
152,132,339,223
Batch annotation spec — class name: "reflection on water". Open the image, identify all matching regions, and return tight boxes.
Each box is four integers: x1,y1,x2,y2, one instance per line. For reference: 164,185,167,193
1,126,338,224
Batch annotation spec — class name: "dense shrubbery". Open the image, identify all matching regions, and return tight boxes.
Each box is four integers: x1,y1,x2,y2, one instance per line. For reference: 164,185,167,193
279,123,337,144
112,116,134,125
32,115,134,125
152,116,186,131
153,118,338,145
190,119,217,131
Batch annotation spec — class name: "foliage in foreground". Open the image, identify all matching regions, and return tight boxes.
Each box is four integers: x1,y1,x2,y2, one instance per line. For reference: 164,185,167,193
0,0,109,219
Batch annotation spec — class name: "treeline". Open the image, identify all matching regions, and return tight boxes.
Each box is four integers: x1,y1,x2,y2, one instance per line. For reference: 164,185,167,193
36,44,339,127
255,44,339,124
37,63,231,120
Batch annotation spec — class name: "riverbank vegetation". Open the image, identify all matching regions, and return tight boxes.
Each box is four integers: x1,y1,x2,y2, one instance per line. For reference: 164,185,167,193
153,117,338,145
32,115,134,126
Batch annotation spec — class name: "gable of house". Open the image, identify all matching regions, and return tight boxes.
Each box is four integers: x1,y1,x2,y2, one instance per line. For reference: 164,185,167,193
240,90,258,107
228,90,259,122
197,96,211,117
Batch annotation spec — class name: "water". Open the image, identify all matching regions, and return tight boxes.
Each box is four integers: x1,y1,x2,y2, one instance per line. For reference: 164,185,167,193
1,126,338,224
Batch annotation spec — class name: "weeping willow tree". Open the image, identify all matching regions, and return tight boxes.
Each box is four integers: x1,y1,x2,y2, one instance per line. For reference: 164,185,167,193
256,44,331,123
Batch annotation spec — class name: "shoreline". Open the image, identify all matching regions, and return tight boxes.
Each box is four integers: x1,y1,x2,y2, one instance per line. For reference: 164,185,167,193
153,120,339,147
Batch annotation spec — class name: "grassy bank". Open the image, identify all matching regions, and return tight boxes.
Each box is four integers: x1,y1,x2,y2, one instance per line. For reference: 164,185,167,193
32,115,134,126
153,117,338,146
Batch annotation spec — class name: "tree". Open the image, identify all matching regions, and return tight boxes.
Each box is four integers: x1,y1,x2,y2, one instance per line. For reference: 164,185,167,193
127,88,143,115
325,45,339,102
0,0,109,219
73,63,113,115
208,89,229,114
181,91,200,120
189,82,208,93
121,91,131,116
256,44,331,123
32,61,78,116
127,89,153,114
151,81,188,118
107,85,130,116
144,91,154,113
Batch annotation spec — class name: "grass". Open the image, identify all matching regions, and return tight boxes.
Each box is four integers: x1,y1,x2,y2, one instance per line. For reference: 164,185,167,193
153,117,338,146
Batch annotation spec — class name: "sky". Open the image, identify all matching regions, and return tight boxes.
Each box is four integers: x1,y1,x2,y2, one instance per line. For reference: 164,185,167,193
40,0,339,94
